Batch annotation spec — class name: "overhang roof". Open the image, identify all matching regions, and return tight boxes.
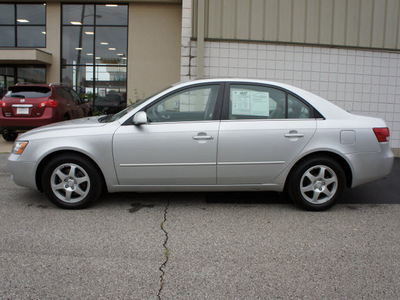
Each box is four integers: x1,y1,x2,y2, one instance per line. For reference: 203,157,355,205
0,49,52,65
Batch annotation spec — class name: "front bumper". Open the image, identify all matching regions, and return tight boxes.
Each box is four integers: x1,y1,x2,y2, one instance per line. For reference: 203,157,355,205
7,153,38,190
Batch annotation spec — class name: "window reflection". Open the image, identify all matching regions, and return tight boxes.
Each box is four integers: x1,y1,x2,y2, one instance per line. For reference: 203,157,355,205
62,27,94,65
0,65,46,95
17,67,46,84
18,26,46,47
17,4,46,25
0,27,15,47
0,3,46,47
0,4,15,25
62,5,95,25
95,27,127,64
96,5,128,26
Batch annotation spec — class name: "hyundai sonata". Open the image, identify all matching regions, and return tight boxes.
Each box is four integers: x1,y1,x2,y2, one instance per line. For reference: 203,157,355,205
7,79,394,210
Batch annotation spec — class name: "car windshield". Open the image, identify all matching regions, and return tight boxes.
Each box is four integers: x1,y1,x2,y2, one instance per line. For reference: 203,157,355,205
6,86,51,98
99,87,170,123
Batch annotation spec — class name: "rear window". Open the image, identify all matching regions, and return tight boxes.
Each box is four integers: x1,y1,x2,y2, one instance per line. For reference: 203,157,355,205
6,86,51,99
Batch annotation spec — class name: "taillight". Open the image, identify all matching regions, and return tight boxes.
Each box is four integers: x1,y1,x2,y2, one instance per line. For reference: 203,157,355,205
373,127,390,143
0,100,6,108
40,99,58,108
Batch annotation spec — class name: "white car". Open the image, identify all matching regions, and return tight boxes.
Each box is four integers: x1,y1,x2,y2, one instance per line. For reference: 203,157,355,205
7,79,394,210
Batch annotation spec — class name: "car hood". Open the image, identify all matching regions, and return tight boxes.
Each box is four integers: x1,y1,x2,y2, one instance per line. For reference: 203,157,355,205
18,116,108,139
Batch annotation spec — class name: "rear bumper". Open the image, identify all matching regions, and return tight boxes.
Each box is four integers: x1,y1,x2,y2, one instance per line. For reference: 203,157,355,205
0,109,56,131
347,143,394,187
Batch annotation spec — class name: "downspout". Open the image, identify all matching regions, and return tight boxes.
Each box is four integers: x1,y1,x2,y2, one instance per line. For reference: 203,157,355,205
197,0,205,78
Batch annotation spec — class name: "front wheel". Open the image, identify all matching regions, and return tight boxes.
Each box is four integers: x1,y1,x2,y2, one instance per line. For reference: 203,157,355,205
42,154,102,209
288,156,346,211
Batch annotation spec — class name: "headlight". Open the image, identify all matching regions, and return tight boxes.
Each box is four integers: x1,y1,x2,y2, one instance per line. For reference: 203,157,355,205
12,141,29,155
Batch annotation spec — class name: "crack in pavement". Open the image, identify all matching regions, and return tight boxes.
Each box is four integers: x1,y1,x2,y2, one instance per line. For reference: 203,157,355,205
157,198,171,300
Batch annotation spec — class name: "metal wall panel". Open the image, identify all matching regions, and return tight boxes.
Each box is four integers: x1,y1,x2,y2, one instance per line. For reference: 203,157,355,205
195,0,400,50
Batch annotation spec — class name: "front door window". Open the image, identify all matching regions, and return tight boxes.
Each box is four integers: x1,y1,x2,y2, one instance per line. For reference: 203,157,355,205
146,85,220,122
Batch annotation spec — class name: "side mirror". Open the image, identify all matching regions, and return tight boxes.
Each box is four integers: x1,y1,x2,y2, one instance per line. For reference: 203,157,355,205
132,111,148,125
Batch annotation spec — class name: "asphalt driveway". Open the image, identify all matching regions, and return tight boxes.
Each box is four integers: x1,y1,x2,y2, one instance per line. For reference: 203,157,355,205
1,154,399,299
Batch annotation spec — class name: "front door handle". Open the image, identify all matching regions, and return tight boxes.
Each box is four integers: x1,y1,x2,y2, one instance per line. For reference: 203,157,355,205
193,132,214,140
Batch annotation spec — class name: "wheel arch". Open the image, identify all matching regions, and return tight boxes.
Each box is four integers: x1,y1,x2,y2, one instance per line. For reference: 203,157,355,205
35,150,107,192
285,151,353,191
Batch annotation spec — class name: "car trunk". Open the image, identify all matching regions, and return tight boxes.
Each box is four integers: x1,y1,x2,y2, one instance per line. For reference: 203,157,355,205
1,86,51,118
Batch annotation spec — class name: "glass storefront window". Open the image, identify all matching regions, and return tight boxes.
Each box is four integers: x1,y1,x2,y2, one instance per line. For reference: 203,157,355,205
95,27,127,64
61,3,128,114
0,4,15,25
0,3,46,48
62,26,95,65
0,65,46,97
0,27,15,47
96,4,128,26
17,67,46,84
62,5,95,26
17,26,46,47
61,65,94,94
17,4,46,25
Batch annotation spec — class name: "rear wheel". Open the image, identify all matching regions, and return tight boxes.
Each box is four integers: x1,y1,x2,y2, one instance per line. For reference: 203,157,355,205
2,130,18,141
42,154,102,209
288,156,345,211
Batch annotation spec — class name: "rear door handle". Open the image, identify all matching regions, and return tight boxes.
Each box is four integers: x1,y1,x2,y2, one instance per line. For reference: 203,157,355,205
193,132,214,140
284,131,304,138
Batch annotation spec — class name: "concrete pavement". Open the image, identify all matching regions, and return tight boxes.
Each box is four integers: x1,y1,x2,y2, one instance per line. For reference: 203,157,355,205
0,137,13,153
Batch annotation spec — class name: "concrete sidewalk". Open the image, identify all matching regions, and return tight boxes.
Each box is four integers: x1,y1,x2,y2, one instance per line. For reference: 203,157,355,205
0,138,13,153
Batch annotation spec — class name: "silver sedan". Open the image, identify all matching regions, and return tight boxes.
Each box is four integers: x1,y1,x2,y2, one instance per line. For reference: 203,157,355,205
7,79,394,210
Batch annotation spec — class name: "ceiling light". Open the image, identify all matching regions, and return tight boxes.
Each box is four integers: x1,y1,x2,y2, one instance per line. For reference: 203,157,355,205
75,47,83,50
100,42,108,45
17,19,30,23
42,31,46,35
106,4,118,7
87,53,93,56
85,31,94,35
70,21,82,25
117,53,124,56
96,57,101,60
108,48,116,51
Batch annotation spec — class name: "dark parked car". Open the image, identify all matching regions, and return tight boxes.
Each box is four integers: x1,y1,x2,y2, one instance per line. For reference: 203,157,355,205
0,83,91,141
94,92,127,114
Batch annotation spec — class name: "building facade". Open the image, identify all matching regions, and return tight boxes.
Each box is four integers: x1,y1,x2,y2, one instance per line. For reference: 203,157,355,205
0,0,182,113
1,0,399,155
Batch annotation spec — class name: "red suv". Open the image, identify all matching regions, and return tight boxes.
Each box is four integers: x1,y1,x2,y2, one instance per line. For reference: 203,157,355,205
0,83,91,141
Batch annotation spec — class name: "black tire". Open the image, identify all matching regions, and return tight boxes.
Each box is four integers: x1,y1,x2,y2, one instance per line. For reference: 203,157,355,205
41,154,102,209
2,130,18,141
288,156,346,211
